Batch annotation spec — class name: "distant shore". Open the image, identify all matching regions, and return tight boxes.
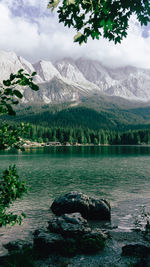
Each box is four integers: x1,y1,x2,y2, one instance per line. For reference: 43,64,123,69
22,140,107,148
22,140,149,148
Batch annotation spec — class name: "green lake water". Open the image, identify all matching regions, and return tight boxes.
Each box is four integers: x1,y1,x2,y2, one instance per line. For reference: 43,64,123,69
0,146,150,251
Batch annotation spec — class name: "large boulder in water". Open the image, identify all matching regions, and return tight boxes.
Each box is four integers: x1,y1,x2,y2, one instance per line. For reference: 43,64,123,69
51,191,111,220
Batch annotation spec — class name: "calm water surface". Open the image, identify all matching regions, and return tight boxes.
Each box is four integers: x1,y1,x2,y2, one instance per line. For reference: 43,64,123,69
0,146,150,252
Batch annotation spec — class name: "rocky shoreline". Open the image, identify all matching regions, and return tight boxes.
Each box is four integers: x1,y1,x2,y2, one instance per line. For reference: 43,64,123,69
22,140,110,148
0,192,150,267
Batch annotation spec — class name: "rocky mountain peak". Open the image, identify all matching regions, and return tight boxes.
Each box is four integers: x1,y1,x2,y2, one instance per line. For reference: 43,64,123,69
54,58,88,84
33,60,62,82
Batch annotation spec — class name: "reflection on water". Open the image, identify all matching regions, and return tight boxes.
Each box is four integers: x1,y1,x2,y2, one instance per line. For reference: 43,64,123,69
1,145,150,156
0,146,150,248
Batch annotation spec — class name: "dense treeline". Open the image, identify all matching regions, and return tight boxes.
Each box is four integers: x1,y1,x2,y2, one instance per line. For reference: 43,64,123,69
23,125,150,145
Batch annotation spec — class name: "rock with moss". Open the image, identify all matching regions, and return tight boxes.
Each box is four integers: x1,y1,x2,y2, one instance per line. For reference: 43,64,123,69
51,191,111,220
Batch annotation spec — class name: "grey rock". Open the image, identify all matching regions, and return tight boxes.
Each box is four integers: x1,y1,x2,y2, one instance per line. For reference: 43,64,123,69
51,191,111,220
47,213,107,254
47,212,91,237
33,231,65,255
33,230,77,256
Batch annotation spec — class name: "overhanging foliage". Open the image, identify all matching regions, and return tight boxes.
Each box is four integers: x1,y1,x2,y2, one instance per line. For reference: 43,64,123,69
48,0,150,44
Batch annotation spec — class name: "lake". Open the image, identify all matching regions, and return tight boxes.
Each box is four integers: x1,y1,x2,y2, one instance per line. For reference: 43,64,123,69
0,146,150,253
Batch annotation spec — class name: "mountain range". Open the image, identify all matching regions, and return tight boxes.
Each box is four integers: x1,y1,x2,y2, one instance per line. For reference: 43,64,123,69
0,50,150,103
1,50,150,131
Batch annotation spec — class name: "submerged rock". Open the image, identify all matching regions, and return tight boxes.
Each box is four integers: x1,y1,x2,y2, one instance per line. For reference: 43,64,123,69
51,191,111,220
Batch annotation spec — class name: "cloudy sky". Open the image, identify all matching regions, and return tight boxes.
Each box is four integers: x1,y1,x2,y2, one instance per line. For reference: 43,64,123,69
0,0,150,68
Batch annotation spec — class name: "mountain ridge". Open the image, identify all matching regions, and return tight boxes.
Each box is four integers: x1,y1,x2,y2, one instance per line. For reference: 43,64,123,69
0,50,150,103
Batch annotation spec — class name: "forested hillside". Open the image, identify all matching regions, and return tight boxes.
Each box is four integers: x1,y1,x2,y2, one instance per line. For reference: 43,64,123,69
3,102,150,132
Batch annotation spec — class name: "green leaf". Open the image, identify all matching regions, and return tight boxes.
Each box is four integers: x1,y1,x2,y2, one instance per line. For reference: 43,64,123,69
99,19,105,27
10,73,16,81
106,19,113,30
29,83,39,91
91,31,99,39
13,90,23,99
12,100,19,105
17,69,24,74
6,104,16,116
4,88,13,95
21,212,26,218
114,36,121,44
31,71,37,76
3,80,11,87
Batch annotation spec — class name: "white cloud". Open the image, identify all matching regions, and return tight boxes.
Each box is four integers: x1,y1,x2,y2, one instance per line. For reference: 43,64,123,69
22,0,48,7
22,0,49,11
0,0,18,9
0,0,48,8
0,3,39,57
0,0,149,68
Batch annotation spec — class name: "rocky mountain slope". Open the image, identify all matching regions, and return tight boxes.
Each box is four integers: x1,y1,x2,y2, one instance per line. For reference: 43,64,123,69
0,50,150,103
75,58,150,101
